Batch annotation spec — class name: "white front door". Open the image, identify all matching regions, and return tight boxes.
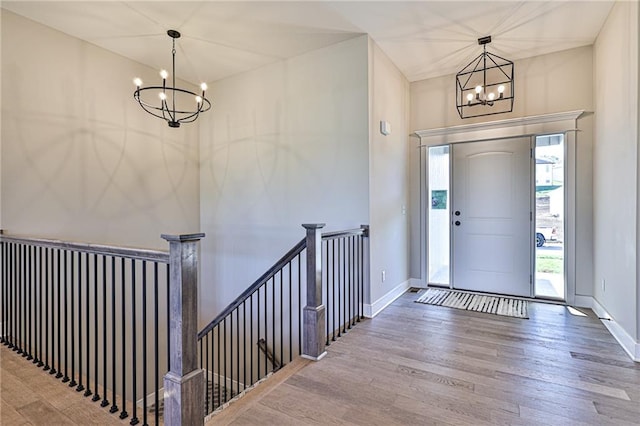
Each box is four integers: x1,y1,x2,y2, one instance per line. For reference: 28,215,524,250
452,137,532,297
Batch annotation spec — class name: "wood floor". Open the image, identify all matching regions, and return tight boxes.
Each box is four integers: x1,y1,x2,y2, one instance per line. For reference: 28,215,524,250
0,344,127,425
213,291,640,425
3,291,640,425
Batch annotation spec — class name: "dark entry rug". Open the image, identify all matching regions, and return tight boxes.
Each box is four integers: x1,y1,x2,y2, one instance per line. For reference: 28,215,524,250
415,288,528,319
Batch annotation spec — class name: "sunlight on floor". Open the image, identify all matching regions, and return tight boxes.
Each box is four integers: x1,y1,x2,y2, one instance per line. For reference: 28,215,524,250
566,306,588,317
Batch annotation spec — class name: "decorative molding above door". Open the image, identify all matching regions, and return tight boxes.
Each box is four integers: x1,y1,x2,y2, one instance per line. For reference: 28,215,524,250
413,110,585,146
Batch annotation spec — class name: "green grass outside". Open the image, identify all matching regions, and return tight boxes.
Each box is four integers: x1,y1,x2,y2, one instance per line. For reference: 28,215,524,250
536,252,563,274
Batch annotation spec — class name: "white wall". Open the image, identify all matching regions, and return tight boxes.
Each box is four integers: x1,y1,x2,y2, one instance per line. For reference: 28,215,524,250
0,11,200,250
199,36,369,323
410,46,595,298
593,1,639,341
367,39,411,307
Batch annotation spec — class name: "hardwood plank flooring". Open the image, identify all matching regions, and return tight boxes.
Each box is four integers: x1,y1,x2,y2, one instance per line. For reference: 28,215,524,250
3,291,639,425
224,291,640,425
0,345,127,425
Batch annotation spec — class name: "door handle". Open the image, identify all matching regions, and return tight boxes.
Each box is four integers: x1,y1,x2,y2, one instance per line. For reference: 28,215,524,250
455,211,461,216
454,221,461,226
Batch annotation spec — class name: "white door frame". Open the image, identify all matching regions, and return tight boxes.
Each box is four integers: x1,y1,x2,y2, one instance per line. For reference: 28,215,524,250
415,110,584,304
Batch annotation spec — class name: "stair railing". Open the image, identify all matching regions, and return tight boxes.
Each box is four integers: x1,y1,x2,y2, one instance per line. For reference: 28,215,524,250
1,224,369,424
197,223,369,418
0,229,205,426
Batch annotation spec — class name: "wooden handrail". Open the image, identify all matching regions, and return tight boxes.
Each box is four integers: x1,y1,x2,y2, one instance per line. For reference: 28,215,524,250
0,232,169,263
197,237,307,339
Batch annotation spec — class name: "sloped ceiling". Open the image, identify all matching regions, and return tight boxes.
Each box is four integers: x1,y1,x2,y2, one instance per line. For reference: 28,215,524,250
2,1,614,85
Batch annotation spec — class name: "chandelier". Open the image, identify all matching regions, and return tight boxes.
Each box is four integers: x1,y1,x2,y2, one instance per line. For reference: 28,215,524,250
456,36,514,119
133,30,211,128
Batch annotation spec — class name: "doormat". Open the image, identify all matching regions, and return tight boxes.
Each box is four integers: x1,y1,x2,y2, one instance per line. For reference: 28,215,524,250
415,288,528,319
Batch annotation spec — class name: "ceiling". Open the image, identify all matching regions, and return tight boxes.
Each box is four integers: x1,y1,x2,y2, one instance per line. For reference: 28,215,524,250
2,1,614,85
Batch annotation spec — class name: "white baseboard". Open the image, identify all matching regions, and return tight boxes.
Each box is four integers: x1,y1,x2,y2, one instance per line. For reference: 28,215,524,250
571,295,639,362
364,279,411,318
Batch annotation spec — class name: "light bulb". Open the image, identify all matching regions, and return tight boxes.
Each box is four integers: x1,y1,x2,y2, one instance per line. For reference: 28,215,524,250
488,92,496,101
200,82,208,91
497,85,505,93
158,92,167,101
195,96,202,104
466,93,473,102
160,69,168,80
133,77,143,87
475,85,482,94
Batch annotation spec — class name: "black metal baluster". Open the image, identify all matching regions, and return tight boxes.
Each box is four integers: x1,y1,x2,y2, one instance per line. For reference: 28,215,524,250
26,245,31,359
256,290,260,381
82,253,89,394
69,252,82,387
332,240,337,341
101,255,110,408
166,263,170,372
15,243,19,351
141,261,148,426
358,233,365,322
19,244,24,355
10,243,15,350
288,261,292,362
62,250,70,383
279,270,283,369
205,333,209,414
250,294,253,385
199,339,204,406
271,277,275,373
347,236,352,328
230,310,233,400
353,236,357,323
325,242,330,346
0,239,5,346
223,317,227,403
55,249,62,378
216,323,220,408
130,260,138,425
44,248,50,371
70,252,77,387
298,253,301,355
37,246,43,366
242,301,246,391
110,256,118,414
76,253,85,392
211,329,215,412
92,254,100,401
49,249,62,378
121,258,128,419
263,285,267,376
153,262,159,425
236,308,240,396
26,245,33,360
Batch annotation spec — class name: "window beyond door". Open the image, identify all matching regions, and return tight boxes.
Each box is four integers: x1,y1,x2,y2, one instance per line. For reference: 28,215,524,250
534,134,565,300
427,145,450,286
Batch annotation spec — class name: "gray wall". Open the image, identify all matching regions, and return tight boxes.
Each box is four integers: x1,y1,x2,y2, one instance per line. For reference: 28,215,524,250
593,1,639,340
367,39,411,305
1,11,200,250
198,36,370,324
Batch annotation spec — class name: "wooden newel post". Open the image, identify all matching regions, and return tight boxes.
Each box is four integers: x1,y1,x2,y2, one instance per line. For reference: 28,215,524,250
301,224,327,361
161,233,205,426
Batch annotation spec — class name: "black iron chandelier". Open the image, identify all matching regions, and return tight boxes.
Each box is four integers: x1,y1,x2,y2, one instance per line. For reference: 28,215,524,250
456,36,514,119
133,30,211,128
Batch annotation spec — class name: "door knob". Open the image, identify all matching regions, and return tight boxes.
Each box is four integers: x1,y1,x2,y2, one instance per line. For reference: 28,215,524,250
455,211,461,216
455,221,461,226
